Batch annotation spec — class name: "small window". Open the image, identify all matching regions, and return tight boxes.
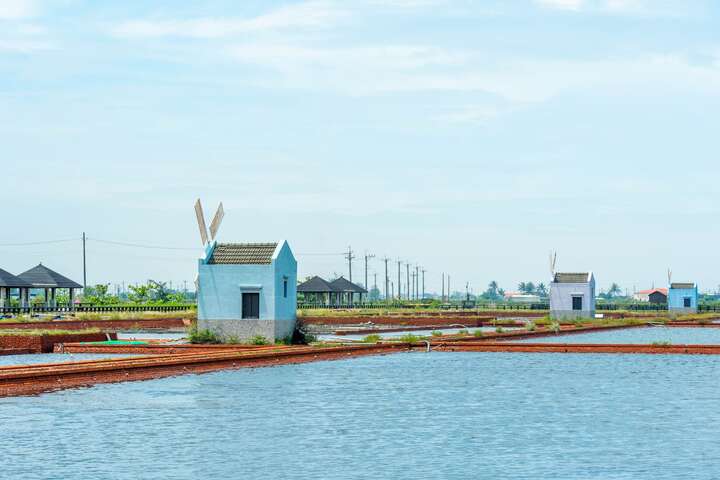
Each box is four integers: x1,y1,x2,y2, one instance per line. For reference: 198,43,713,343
283,279,288,298
572,296,583,311
684,297,692,308
242,293,260,319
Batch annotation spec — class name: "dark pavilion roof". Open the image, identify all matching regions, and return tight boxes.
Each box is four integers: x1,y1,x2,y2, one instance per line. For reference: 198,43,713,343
671,282,696,289
17,264,82,288
297,276,336,293
209,243,278,265
0,268,31,288
553,272,591,284
329,276,368,294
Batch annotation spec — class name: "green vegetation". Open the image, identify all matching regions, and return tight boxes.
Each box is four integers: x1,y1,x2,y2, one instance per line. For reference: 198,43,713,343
0,328,101,336
457,329,469,336
652,340,672,347
473,330,484,338
362,334,382,343
431,330,443,337
495,326,504,333
397,334,421,343
549,322,561,334
526,321,536,332
187,325,220,344
249,335,270,345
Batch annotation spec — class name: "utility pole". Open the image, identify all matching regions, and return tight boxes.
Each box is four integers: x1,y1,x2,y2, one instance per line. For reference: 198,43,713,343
345,246,355,282
364,253,375,292
397,260,402,301
415,265,420,300
382,257,390,302
82,232,87,289
442,273,445,302
421,269,426,300
391,281,394,300
448,275,451,302
406,263,410,301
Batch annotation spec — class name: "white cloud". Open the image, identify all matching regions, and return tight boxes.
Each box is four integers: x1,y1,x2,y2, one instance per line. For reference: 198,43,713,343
535,0,584,11
0,0,37,19
112,1,348,38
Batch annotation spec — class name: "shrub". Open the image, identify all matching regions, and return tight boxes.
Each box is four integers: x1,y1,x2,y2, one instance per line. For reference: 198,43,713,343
495,326,504,333
250,335,270,345
457,329,470,336
398,334,421,343
431,331,443,337
473,330,484,338
652,340,671,347
187,326,220,344
526,321,536,332
291,325,317,345
549,322,561,334
362,334,382,343
226,335,240,344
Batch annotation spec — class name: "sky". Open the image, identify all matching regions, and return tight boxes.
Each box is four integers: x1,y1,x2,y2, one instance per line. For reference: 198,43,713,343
2,0,720,295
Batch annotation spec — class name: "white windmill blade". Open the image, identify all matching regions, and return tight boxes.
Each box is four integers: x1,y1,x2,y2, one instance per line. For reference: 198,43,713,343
209,202,225,241
194,198,209,246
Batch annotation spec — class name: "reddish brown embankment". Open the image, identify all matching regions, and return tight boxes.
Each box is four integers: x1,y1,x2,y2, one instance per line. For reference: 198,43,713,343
304,315,497,327
0,343,410,397
0,332,116,354
432,342,720,355
56,343,293,355
0,318,187,332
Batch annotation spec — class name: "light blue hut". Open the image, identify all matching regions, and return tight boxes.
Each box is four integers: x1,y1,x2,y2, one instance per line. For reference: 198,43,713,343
197,241,297,342
668,282,698,314
549,272,596,320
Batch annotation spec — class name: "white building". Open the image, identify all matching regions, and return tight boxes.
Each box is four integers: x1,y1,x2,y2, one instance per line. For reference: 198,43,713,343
549,272,596,320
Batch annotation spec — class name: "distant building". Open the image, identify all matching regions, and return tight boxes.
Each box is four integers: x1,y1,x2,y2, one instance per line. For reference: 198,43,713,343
549,272,596,319
504,291,541,304
633,288,668,304
197,241,297,342
297,275,367,306
668,282,698,313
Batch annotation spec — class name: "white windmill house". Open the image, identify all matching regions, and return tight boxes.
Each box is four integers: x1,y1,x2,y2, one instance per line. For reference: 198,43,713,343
194,199,298,343
548,251,596,320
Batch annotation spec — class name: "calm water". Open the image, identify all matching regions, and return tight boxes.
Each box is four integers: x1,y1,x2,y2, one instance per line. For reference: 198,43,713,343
0,353,138,366
514,327,720,344
319,326,520,341
2,351,720,479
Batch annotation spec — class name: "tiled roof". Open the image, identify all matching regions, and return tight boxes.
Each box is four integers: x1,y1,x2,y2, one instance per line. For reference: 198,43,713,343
638,288,668,295
670,282,695,290
329,276,368,294
0,268,31,287
553,273,590,284
17,264,82,288
297,276,336,293
208,243,277,265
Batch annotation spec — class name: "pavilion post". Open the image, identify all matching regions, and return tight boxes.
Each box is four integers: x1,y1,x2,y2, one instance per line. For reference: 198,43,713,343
0,287,6,308
69,288,76,310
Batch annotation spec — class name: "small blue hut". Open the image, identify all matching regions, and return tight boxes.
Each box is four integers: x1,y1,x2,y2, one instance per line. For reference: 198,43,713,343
197,241,297,342
549,272,596,320
668,282,698,314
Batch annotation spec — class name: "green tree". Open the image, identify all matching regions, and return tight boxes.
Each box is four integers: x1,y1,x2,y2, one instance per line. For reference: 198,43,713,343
608,283,622,298
128,284,151,303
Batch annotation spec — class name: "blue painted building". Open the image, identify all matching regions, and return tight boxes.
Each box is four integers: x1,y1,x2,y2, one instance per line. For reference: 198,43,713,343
197,241,297,342
668,282,698,313
549,272,596,320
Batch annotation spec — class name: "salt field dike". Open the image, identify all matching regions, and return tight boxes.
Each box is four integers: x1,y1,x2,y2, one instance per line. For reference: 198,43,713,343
5,1,720,478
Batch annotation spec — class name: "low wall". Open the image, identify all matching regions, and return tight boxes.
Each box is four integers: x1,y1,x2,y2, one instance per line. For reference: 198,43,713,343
0,318,187,332
0,332,116,354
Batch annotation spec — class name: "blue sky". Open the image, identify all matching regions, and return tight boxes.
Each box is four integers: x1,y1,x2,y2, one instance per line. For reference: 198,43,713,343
2,0,720,295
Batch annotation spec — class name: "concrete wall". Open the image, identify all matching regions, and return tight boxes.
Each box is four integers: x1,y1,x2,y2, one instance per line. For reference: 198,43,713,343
550,278,596,320
668,286,698,313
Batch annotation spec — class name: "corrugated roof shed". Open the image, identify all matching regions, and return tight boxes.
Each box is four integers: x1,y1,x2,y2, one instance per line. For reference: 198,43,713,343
297,276,336,293
209,243,278,265
0,268,31,287
553,273,590,284
17,264,82,288
330,276,368,293
671,283,695,289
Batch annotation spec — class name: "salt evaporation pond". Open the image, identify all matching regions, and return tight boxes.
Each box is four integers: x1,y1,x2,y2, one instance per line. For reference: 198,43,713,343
319,326,520,341
3,351,720,479
0,353,139,366
513,326,720,344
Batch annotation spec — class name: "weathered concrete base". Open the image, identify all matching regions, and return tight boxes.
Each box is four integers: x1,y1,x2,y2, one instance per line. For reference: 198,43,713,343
198,318,296,342
669,307,698,314
551,310,594,321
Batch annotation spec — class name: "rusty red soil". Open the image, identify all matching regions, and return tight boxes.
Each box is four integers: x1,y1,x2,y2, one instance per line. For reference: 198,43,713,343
0,343,412,398
56,343,298,355
431,342,720,355
0,332,116,354
0,318,188,331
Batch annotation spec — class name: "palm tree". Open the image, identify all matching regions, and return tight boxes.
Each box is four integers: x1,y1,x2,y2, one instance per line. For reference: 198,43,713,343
608,283,622,298
536,283,548,297
518,282,528,293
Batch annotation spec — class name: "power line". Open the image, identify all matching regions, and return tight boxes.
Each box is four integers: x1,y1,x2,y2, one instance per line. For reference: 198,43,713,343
88,238,197,251
0,238,78,246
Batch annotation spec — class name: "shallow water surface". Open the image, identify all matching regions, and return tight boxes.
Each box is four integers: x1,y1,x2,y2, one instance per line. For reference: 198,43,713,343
2,351,720,479
319,326,520,341
513,326,720,344
0,353,138,366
